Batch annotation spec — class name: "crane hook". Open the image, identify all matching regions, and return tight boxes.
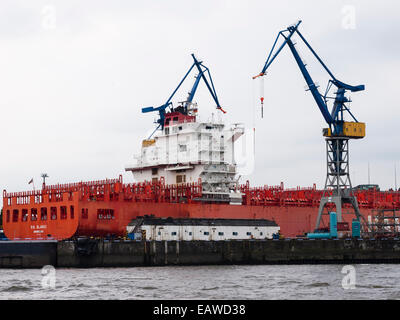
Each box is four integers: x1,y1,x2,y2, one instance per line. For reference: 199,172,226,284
260,76,265,119
260,97,264,119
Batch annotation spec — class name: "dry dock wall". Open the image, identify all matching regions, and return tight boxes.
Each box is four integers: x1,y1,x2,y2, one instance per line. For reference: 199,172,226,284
0,240,57,268
2,239,400,268
57,238,400,268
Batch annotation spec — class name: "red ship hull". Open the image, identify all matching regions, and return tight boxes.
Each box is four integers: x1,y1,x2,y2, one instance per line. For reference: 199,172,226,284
3,176,400,240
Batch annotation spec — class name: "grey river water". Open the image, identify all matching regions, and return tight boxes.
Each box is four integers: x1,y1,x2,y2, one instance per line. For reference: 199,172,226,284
0,264,399,300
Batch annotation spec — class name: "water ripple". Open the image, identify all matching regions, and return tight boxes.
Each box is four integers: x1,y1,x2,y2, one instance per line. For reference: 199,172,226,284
0,265,399,299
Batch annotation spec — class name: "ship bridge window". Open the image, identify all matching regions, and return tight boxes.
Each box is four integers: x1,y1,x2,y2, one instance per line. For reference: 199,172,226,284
31,208,38,221
179,145,187,152
173,116,179,123
41,208,47,221
22,209,28,222
165,118,171,126
70,206,74,219
12,210,19,223
165,127,170,135
6,210,10,223
60,206,67,220
82,208,88,219
50,207,57,220
176,175,186,184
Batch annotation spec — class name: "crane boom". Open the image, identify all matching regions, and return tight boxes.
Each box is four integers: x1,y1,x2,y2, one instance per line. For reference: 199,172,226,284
254,20,365,137
142,54,225,134
254,20,368,233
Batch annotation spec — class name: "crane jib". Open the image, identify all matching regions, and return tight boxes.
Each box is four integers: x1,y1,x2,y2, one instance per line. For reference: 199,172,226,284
141,54,225,135
254,20,365,135
286,39,334,125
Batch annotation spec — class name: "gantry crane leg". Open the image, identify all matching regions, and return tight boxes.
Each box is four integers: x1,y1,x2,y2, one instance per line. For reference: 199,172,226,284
315,137,363,231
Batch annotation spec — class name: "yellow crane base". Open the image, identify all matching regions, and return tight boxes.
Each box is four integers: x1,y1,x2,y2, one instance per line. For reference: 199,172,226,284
322,122,366,139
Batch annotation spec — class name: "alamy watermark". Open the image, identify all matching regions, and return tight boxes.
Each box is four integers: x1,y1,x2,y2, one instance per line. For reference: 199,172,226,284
41,5,57,30
341,5,356,30
341,265,356,289
41,265,56,289
234,128,255,176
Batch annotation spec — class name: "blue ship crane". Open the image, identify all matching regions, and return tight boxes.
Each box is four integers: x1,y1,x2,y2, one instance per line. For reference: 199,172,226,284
254,20,367,233
253,20,365,137
142,53,226,137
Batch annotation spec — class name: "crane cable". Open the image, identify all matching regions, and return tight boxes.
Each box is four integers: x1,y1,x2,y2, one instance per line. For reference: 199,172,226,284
252,76,256,158
260,76,265,119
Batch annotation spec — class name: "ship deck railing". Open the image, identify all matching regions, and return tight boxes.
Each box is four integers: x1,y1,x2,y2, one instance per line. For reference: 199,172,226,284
3,176,400,209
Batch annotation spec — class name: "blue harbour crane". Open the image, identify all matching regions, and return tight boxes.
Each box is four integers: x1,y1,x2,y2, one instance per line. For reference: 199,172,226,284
142,54,226,138
254,20,367,231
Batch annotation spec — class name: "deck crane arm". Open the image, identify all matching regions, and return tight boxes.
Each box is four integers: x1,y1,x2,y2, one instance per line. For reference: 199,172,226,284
254,20,368,232
253,20,365,137
191,54,226,115
142,54,226,135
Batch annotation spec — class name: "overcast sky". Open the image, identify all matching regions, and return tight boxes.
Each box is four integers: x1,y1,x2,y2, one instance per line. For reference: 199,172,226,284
0,0,399,193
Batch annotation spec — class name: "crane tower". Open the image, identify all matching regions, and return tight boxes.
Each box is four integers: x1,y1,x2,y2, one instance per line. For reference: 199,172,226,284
253,20,366,231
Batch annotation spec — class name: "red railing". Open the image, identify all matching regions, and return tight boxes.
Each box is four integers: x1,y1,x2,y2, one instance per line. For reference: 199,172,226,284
121,177,202,203
240,181,400,209
3,176,400,209
3,176,203,205
3,177,123,205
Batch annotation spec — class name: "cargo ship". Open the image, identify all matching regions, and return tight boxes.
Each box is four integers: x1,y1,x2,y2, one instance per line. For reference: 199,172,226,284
2,100,400,240
2,49,400,240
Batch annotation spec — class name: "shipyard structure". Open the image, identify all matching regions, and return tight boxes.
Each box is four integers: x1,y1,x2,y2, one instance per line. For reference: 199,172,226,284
3,22,400,243
3,107,400,240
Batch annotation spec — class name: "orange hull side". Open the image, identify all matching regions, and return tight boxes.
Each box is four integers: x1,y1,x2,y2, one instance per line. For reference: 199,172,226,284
3,198,379,240
2,191,80,240
75,201,379,238
3,177,400,240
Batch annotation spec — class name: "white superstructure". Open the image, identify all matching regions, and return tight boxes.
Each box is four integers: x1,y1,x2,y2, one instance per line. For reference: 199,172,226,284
125,107,245,203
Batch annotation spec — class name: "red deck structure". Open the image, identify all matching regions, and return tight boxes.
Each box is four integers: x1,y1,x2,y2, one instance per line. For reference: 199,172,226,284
3,175,400,240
